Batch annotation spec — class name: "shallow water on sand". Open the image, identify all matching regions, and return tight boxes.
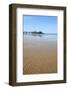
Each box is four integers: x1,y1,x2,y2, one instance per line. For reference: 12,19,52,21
23,34,57,74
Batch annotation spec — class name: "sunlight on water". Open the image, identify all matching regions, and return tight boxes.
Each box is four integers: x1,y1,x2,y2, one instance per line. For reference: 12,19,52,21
24,34,57,47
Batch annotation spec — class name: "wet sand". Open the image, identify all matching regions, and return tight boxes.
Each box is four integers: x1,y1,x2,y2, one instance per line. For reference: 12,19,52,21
23,35,57,74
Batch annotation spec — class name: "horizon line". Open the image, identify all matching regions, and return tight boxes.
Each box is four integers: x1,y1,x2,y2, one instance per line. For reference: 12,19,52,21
23,31,57,34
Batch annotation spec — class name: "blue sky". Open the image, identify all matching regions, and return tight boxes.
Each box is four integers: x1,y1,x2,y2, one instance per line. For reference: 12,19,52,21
23,15,57,34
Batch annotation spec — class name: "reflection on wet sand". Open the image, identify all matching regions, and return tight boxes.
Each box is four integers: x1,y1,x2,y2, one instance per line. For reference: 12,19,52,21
23,34,57,74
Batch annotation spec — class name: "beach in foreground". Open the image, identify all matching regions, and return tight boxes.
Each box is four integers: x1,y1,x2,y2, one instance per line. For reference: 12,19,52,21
23,34,57,74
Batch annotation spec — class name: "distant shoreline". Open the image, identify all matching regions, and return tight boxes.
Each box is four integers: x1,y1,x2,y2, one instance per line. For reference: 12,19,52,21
23,31,57,35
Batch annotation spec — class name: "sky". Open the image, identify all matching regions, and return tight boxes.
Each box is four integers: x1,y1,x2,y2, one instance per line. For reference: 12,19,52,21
23,15,57,34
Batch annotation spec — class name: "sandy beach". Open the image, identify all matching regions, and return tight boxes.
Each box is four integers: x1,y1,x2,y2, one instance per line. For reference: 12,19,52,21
23,34,57,74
